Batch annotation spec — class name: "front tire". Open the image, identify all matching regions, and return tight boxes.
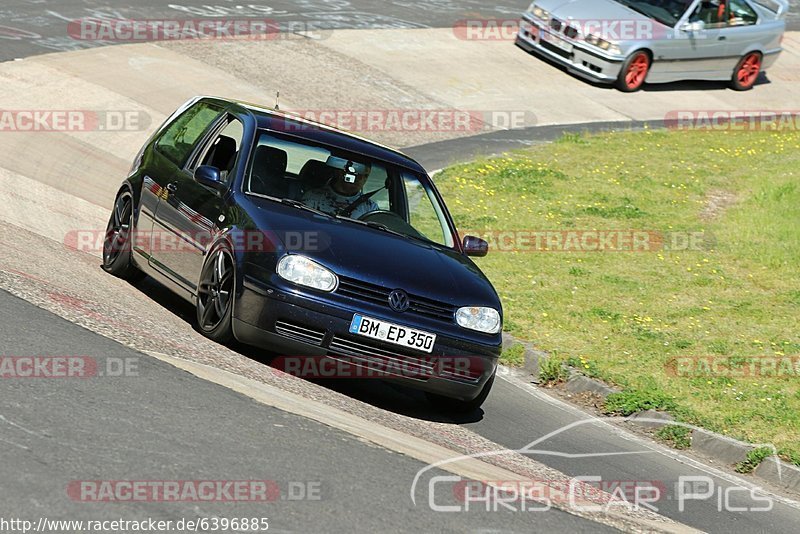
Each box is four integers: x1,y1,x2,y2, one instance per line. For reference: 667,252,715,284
730,52,761,91
616,51,650,92
426,373,495,414
102,189,143,281
196,243,235,343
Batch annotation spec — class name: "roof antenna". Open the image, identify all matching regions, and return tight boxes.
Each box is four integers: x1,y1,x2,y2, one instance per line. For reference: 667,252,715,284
274,91,280,111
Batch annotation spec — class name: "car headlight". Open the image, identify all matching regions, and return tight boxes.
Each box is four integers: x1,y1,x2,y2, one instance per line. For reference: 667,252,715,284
531,5,550,20
456,306,501,334
585,34,622,55
277,255,338,292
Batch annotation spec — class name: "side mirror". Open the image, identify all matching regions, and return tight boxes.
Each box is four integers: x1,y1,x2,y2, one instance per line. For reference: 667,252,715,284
194,165,223,190
463,235,489,257
681,20,705,33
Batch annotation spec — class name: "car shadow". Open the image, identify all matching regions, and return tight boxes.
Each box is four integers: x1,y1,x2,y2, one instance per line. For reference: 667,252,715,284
642,72,770,92
125,272,485,425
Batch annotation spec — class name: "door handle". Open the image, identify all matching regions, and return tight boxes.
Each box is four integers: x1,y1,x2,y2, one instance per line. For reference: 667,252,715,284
166,182,178,193
718,35,727,40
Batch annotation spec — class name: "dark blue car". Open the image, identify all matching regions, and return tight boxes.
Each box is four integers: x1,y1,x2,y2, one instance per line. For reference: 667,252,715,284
102,96,502,412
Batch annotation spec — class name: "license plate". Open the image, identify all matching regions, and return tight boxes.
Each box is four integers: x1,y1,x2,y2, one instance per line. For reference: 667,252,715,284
542,31,573,53
349,314,436,354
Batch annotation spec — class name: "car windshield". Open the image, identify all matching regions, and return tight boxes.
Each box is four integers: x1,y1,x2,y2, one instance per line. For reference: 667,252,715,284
613,0,696,27
246,131,456,248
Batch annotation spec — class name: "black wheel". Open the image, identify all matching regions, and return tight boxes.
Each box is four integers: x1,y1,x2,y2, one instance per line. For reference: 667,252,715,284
615,50,651,92
102,189,143,281
196,244,235,343
426,372,495,414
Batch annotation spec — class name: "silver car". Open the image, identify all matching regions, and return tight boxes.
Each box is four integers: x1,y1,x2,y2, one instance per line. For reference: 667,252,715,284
516,0,788,91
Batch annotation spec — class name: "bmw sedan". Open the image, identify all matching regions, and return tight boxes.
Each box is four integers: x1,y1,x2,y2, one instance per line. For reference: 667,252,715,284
102,96,502,412
516,0,788,91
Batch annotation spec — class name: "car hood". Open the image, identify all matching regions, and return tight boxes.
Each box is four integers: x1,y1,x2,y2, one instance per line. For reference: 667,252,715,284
535,0,653,25
247,199,501,309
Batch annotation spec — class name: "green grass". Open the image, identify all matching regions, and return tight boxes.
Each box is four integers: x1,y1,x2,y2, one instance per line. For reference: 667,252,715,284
539,355,568,384
656,425,692,450
735,447,774,474
435,127,800,465
500,343,526,367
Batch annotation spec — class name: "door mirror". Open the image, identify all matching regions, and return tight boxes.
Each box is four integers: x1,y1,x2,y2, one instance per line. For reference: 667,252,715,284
463,235,489,257
194,165,223,190
681,20,705,33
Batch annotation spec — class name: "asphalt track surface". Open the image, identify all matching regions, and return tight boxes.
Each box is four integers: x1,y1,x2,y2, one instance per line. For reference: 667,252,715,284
3,1,800,533
1,289,623,532
1,0,797,62
0,0,527,62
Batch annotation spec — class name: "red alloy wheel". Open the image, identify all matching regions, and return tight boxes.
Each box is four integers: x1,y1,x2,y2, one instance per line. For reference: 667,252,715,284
734,53,762,90
616,51,650,92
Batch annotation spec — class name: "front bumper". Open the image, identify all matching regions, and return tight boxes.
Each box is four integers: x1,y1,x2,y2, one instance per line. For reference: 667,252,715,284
516,14,624,83
233,276,500,402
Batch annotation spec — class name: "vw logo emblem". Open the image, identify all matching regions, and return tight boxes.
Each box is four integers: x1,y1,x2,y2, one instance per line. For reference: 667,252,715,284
388,289,410,312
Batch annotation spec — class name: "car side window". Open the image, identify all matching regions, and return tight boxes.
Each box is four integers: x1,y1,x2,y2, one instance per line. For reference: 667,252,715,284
689,1,728,27
401,173,452,247
196,118,245,184
728,0,758,25
156,103,222,168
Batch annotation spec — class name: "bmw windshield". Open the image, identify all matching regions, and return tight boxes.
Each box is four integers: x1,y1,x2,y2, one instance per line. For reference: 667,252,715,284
614,0,696,26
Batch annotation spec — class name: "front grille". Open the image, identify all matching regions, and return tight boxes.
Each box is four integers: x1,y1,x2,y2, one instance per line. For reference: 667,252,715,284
327,335,485,384
327,335,435,381
337,277,456,322
564,25,579,39
275,321,326,346
549,18,563,32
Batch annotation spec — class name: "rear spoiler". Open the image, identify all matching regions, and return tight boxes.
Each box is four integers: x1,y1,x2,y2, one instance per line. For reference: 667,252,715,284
751,0,789,17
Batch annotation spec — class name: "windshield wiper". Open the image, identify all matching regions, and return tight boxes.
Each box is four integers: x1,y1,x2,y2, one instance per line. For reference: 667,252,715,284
343,217,411,240
279,198,334,219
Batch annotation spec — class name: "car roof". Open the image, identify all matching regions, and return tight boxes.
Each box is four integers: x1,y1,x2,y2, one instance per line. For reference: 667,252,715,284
199,96,427,174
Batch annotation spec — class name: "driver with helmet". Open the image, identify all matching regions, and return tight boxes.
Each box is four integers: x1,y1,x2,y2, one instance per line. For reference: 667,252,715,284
302,161,378,219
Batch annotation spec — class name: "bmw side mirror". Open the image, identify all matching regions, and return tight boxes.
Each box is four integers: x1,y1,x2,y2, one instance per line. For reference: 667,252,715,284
463,236,489,257
195,165,223,190
681,21,705,33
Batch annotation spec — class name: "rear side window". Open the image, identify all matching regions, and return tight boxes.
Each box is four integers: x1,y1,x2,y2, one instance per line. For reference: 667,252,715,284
729,0,758,25
156,102,222,167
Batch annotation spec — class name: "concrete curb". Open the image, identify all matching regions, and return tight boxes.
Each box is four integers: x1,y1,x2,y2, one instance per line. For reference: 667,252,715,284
504,332,800,494
690,429,755,466
501,332,546,381
565,373,620,397
755,458,800,493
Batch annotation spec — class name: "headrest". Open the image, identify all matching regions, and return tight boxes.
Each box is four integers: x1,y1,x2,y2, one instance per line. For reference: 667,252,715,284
298,160,335,190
